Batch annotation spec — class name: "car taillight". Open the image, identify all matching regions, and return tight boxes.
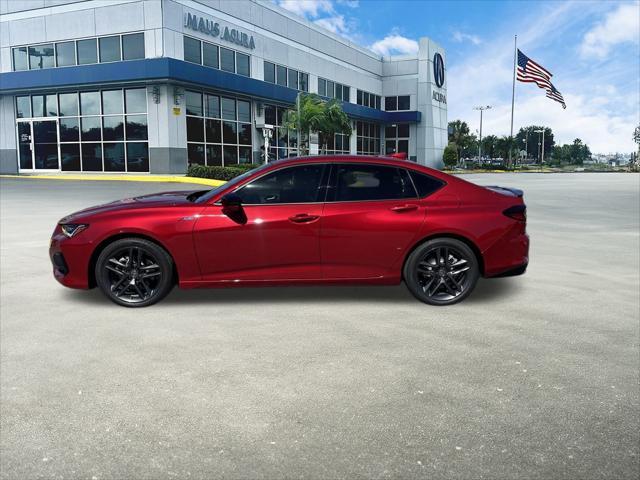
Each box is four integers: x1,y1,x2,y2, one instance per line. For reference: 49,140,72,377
503,205,526,222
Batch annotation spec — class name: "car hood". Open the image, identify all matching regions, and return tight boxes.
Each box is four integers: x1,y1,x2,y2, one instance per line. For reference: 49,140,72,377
60,190,205,222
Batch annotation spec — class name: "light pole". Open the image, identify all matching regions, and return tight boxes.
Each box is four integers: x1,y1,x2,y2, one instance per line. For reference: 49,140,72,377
535,128,545,164
473,105,491,161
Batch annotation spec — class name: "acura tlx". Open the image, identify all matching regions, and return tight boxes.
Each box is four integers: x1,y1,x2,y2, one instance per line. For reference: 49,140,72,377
50,156,529,307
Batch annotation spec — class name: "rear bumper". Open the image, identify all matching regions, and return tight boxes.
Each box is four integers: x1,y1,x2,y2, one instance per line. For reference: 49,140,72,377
482,228,529,278
490,261,528,278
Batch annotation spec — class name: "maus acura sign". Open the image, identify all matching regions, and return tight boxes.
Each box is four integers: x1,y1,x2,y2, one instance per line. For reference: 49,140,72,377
184,12,256,50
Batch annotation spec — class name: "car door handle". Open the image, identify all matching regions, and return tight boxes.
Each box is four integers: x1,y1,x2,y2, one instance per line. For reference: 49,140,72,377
390,204,419,212
288,213,320,224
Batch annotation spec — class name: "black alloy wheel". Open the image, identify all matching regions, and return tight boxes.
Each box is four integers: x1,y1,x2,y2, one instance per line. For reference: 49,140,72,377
95,238,174,307
404,238,479,306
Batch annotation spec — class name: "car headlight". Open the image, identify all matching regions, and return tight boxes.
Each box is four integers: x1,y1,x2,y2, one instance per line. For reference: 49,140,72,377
60,223,88,238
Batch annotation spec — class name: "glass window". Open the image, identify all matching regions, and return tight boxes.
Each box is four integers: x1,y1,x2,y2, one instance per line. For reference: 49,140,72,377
206,144,222,166
398,95,410,110
203,42,219,68
238,123,251,145
55,41,76,67
221,97,236,120
184,36,202,64
224,146,238,166
59,118,79,142
318,78,326,96
103,142,125,171
299,72,309,92
103,116,124,141
385,96,397,111
16,96,31,118
80,91,100,115
13,47,29,71
220,47,235,72
31,96,45,117
77,39,97,65
99,36,121,62
205,119,221,143
28,44,54,69
127,115,148,140
375,95,381,110
264,61,275,83
398,139,409,154
264,105,276,125
222,121,237,143
126,142,149,172
410,171,444,198
288,69,298,90
58,93,78,116
206,95,220,118
81,143,102,171
43,94,57,116
326,81,335,98
61,143,81,171
397,124,410,137
276,65,287,86
188,143,205,166
236,53,250,76
236,164,325,204
102,90,123,115
186,117,204,142
185,91,203,116
357,90,363,105
343,86,350,102
122,33,144,60
385,125,397,138
81,117,101,141
125,88,146,113
333,164,415,202
239,146,252,164
237,100,251,123
335,85,342,101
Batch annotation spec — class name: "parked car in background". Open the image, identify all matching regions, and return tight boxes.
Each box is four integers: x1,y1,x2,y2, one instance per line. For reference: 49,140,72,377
50,156,529,307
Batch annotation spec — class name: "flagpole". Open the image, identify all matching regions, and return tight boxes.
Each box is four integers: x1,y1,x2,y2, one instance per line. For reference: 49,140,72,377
509,35,517,167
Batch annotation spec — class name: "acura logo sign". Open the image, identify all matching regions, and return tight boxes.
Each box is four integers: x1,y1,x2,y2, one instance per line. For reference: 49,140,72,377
433,52,445,88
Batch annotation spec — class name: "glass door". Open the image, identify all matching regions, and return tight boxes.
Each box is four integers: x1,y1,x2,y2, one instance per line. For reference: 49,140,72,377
33,120,60,170
17,121,33,170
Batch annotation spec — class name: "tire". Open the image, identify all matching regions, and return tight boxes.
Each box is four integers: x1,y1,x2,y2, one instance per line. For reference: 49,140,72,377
403,238,480,306
95,238,174,307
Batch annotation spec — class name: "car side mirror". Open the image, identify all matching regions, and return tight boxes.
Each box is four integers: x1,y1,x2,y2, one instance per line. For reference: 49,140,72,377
221,193,246,224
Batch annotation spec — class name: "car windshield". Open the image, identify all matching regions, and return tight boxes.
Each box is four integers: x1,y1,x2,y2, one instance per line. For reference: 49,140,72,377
194,163,272,203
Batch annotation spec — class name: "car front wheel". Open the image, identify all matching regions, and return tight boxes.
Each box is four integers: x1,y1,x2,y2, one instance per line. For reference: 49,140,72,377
404,238,480,306
95,238,174,307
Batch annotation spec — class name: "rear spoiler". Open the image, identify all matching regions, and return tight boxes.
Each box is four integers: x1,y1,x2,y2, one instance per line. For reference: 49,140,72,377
485,186,524,198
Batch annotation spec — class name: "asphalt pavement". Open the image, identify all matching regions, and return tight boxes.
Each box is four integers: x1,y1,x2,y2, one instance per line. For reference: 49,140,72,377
1,173,638,479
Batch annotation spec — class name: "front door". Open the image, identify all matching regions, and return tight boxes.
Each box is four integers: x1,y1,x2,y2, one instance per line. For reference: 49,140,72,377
17,120,60,171
321,163,425,279
193,163,327,282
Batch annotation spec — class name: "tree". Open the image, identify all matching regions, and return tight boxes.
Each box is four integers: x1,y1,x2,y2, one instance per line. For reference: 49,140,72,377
443,143,458,169
448,120,477,159
516,126,555,161
569,138,591,166
283,93,351,155
481,135,498,158
633,125,640,149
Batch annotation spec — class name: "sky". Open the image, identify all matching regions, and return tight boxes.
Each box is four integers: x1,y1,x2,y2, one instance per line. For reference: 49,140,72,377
274,0,640,154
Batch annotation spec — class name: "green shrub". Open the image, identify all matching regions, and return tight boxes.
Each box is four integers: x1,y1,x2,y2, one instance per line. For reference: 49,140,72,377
443,143,459,169
187,164,255,180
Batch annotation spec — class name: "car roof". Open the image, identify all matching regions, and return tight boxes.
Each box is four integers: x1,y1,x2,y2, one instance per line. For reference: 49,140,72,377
264,155,445,177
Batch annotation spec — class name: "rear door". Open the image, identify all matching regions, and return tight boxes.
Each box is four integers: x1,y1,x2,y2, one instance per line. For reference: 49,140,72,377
320,163,425,279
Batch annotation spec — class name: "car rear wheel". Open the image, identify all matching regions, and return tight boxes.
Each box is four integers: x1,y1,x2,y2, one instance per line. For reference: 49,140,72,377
404,238,479,306
95,238,174,307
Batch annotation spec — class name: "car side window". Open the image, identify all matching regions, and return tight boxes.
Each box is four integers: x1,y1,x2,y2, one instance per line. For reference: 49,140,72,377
409,171,445,198
234,164,325,204
331,164,417,202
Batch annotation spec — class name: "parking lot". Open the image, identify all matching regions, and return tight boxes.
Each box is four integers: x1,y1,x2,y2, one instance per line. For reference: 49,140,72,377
1,173,638,479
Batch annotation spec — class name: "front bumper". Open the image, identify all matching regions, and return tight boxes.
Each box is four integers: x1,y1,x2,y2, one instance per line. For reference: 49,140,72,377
49,226,92,289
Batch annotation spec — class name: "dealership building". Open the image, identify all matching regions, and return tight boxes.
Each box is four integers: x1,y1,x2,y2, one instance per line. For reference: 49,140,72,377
0,0,447,174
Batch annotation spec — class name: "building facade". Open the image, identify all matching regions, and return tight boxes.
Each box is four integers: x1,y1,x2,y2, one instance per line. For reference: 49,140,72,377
0,0,447,174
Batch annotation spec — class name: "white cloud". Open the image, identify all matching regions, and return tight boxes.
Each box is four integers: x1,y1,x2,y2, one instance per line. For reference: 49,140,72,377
452,31,481,45
336,0,359,7
580,3,640,58
315,15,351,36
369,34,419,56
277,0,334,18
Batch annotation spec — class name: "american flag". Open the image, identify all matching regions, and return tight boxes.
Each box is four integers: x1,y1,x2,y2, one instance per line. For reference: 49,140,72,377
517,49,566,109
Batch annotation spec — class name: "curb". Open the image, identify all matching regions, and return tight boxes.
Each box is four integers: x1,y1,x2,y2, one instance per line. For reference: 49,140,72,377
0,174,226,187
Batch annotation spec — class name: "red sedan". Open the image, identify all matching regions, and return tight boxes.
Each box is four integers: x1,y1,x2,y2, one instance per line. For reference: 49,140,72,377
50,156,529,307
